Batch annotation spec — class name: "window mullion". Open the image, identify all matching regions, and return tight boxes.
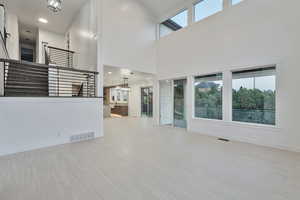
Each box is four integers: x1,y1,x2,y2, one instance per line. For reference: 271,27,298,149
223,70,232,122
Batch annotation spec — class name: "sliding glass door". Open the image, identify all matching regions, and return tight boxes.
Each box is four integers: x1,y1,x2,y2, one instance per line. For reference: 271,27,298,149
173,79,187,128
141,87,153,117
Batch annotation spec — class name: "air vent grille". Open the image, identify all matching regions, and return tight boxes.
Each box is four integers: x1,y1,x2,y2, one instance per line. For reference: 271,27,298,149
70,132,95,143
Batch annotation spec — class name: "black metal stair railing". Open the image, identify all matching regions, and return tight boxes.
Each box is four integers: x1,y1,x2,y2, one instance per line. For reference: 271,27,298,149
45,45,75,68
1,58,98,97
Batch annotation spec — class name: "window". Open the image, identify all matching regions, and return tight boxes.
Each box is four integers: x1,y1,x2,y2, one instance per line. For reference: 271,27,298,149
194,73,223,120
194,0,223,22
159,10,188,38
232,67,276,125
231,0,244,5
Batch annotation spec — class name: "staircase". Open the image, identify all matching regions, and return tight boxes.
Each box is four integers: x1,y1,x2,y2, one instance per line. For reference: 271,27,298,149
1,58,98,97
4,61,49,96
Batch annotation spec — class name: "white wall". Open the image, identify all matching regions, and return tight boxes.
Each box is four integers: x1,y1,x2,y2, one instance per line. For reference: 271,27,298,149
102,0,157,74
159,80,173,125
37,28,65,64
0,98,103,156
156,0,300,152
128,80,153,117
6,13,19,60
0,0,105,157
67,0,97,71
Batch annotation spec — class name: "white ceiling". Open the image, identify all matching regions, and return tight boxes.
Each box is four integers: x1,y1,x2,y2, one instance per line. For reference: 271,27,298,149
5,0,189,35
104,65,154,87
19,23,38,45
5,0,88,34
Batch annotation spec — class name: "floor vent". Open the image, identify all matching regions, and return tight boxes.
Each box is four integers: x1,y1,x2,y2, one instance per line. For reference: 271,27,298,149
218,138,230,142
70,132,95,143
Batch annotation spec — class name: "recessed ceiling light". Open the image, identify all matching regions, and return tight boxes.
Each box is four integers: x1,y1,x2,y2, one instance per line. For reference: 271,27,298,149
108,72,112,74
38,18,48,24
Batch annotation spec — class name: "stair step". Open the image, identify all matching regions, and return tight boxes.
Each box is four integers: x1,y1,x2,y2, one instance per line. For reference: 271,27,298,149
5,82,49,88
8,63,49,72
5,85,48,90
6,75,49,82
8,70,48,79
7,68,49,77
4,91,49,97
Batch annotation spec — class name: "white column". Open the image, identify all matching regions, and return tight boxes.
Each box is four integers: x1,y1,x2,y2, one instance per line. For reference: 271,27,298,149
186,76,194,131
95,0,104,137
187,4,194,26
96,0,103,98
153,77,160,125
223,70,232,122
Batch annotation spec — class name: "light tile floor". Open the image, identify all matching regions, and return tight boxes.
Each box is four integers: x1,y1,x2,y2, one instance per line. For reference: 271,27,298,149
1,117,300,200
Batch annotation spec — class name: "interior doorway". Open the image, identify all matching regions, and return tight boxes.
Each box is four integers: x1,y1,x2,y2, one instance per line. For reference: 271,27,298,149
20,47,34,62
19,23,38,62
173,79,187,128
103,65,155,118
141,87,153,117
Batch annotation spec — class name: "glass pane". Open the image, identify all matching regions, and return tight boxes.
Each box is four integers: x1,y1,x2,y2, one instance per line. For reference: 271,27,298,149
194,0,223,22
159,24,174,38
159,10,188,38
232,0,244,5
141,87,153,117
174,79,187,128
232,67,276,125
171,10,188,28
194,74,223,120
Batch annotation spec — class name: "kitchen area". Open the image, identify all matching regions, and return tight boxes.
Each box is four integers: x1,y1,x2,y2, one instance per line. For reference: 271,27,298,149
103,66,154,119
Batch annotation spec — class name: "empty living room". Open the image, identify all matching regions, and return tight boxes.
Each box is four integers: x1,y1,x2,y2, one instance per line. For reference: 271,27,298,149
0,0,300,199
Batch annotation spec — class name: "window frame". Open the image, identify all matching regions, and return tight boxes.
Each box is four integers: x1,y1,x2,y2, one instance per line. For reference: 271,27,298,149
192,72,224,121
230,65,277,126
190,64,279,129
159,8,189,38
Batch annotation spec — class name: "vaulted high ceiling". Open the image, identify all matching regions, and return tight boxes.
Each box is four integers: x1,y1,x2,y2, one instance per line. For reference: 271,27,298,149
5,0,88,34
5,0,188,35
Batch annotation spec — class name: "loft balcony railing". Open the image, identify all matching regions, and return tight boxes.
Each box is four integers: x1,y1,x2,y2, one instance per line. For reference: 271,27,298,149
44,44,75,68
0,58,99,97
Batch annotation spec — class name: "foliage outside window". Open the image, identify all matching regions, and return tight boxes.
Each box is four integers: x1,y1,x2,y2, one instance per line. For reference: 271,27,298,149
194,73,223,120
159,10,188,38
194,0,223,22
232,67,276,125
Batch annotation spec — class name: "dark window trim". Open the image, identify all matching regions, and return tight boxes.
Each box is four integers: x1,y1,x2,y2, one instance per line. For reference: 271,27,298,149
232,66,276,75
161,19,182,31
195,73,223,80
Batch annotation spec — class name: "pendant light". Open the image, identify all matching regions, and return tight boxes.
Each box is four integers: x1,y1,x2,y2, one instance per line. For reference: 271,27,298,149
47,0,63,13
